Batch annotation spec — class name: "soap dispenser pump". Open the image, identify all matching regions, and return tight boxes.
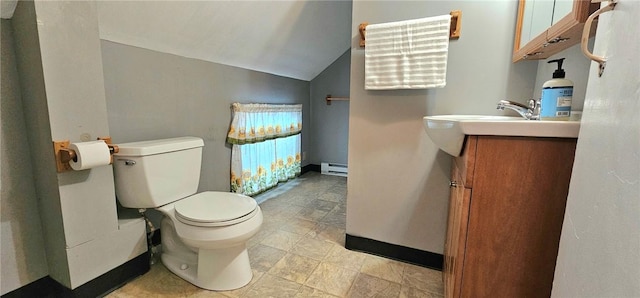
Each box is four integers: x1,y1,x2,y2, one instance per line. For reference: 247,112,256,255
540,58,573,120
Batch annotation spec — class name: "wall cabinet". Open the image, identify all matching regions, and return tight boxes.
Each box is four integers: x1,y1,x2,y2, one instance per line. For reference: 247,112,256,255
513,0,599,62
443,135,577,298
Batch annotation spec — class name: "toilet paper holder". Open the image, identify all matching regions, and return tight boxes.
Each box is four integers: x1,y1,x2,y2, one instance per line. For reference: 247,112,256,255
53,137,119,173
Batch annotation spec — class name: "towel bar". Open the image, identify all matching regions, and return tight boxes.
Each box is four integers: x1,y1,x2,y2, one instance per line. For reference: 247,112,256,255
326,95,349,105
359,10,462,48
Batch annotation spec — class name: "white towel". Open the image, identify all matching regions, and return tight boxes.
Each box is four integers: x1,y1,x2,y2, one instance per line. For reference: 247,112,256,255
365,15,451,90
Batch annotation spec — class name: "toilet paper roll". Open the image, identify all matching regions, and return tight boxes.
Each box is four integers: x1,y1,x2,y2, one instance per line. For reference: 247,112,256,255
69,141,111,170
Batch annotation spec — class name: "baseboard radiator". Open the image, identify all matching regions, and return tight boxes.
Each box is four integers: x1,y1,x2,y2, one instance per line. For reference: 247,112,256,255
321,162,348,177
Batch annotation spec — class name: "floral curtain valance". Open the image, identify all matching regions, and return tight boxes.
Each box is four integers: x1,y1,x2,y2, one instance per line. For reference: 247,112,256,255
227,103,302,145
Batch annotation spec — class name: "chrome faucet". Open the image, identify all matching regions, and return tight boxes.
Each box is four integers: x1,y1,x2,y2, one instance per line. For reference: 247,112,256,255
497,99,540,120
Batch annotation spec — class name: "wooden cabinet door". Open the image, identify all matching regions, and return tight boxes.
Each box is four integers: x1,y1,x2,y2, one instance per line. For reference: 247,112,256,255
444,163,472,298
460,136,576,298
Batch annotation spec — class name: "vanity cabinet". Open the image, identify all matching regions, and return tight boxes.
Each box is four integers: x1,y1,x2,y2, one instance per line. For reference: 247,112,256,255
443,135,577,298
513,0,599,62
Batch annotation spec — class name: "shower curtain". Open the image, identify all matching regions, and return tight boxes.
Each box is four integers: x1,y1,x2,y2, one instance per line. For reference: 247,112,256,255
227,103,302,196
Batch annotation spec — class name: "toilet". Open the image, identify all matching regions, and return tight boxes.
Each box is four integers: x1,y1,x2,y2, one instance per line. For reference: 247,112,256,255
112,136,263,291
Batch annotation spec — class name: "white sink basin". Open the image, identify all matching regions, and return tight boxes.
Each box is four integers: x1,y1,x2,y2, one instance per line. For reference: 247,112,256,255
423,115,581,156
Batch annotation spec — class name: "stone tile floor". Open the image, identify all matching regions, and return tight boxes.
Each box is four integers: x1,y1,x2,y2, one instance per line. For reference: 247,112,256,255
107,172,444,297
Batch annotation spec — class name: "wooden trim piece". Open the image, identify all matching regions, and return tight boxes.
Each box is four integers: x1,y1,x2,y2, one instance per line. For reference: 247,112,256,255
359,23,368,47
513,0,526,54
53,140,73,173
450,10,462,39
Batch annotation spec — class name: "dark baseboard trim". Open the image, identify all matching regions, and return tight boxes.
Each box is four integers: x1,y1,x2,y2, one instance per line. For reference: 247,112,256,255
345,234,443,271
2,251,150,298
301,164,321,174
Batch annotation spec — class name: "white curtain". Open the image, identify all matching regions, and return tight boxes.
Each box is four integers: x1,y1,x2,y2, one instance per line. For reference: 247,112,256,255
227,103,302,196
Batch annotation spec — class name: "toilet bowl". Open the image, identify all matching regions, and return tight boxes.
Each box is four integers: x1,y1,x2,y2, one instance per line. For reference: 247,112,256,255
158,192,262,290
113,137,263,290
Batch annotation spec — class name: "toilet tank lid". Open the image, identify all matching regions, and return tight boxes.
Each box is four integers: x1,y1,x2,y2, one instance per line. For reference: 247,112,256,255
115,137,204,156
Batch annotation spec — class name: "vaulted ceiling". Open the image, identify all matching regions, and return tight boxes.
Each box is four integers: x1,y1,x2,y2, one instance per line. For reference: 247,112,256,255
2,0,353,81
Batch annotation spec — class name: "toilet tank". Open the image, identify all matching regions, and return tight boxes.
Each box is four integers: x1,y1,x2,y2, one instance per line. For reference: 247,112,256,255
113,137,205,208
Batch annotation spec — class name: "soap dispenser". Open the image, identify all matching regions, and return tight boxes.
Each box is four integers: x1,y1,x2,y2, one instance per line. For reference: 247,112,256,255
541,58,573,121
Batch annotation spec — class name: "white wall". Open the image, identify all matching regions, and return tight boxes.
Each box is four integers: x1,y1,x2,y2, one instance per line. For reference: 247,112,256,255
552,1,640,296
309,50,351,165
347,1,538,253
1,18,49,295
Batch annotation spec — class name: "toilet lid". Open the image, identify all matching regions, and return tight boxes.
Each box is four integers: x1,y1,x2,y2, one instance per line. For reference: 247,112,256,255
174,192,258,227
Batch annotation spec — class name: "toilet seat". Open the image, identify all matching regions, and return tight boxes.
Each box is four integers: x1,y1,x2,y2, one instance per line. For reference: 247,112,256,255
175,192,258,227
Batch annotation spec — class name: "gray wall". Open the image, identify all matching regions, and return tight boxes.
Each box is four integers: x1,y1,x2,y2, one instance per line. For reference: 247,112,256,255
10,0,146,289
534,40,593,112
552,2,640,296
309,50,351,165
101,40,311,192
11,0,70,286
347,0,539,253
1,18,49,295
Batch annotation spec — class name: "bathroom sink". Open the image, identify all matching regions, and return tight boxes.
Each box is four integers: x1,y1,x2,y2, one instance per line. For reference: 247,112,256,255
423,115,581,156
